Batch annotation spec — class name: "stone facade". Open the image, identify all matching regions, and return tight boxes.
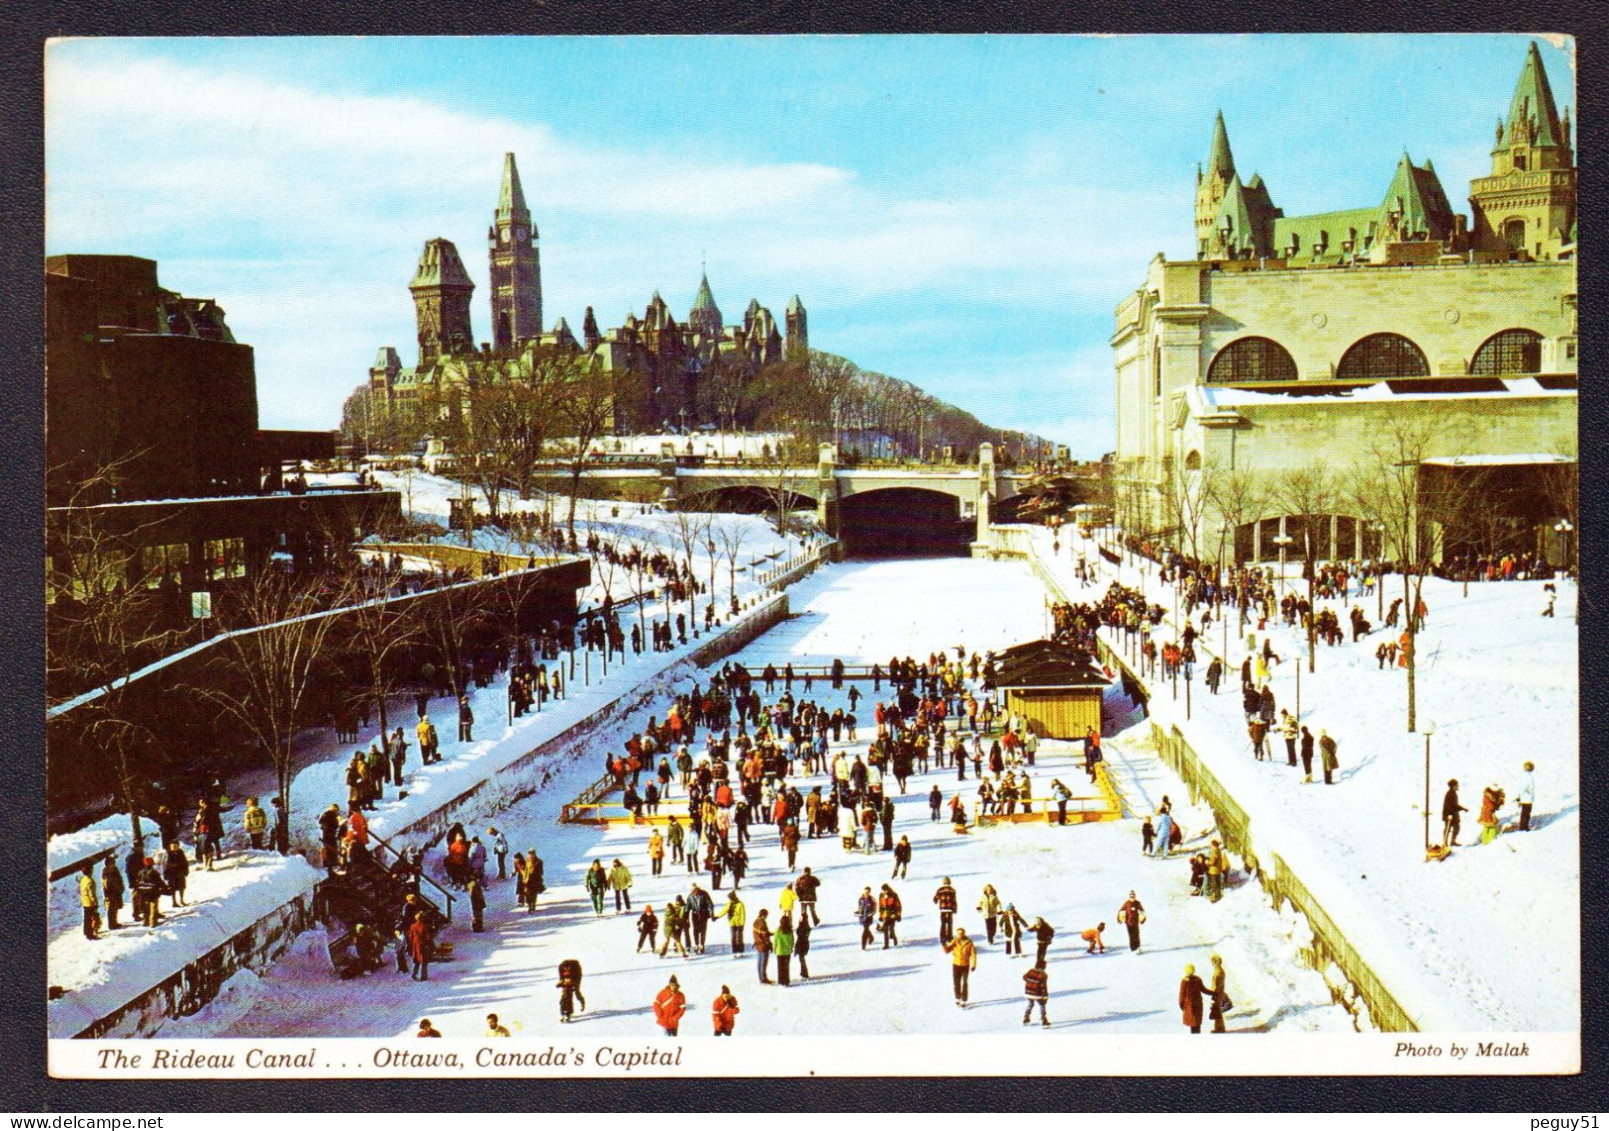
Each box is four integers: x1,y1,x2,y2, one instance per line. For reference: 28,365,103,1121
363,154,808,437
1114,42,1577,562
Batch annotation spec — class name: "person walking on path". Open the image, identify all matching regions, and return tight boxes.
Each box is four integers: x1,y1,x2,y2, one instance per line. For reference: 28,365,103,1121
877,885,903,948
1152,809,1173,858
609,859,634,912
1118,891,1146,952
715,891,746,955
1000,903,1029,957
856,887,877,950
1179,963,1208,1033
794,867,821,926
977,884,1002,945
1516,761,1536,832
468,877,486,932
1319,730,1339,785
1442,779,1468,848
636,905,659,953
943,928,979,1006
929,784,943,821
774,913,796,985
489,827,509,879
458,695,474,743
933,877,958,944
1205,841,1228,903
892,836,912,878
243,796,268,850
100,856,124,931
752,909,774,984
585,859,608,916
712,985,740,1036
1209,954,1232,1033
1300,726,1315,783
653,975,687,1036
558,958,586,1013
407,912,433,981
1022,963,1050,1027
795,915,813,980
659,899,689,958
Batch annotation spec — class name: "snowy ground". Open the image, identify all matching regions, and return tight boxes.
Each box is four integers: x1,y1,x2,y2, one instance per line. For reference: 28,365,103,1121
171,558,1353,1039
1032,528,1579,1031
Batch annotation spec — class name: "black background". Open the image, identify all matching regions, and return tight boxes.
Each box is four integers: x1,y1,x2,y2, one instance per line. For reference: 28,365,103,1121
2,0,1602,1112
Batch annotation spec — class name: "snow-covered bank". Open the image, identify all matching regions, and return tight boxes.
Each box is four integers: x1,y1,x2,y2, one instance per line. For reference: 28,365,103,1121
1012,525,1579,1030
49,583,800,1037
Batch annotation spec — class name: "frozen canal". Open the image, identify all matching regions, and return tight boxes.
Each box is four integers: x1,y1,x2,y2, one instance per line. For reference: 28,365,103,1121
181,557,1349,1039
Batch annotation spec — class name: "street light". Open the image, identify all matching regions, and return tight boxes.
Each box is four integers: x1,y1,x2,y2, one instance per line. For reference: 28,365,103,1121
1421,718,1438,858
1554,519,1574,574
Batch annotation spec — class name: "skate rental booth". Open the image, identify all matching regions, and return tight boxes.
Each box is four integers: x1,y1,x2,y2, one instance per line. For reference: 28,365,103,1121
992,638,1109,740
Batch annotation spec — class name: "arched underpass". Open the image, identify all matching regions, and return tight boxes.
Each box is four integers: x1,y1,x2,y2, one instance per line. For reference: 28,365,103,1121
837,487,973,558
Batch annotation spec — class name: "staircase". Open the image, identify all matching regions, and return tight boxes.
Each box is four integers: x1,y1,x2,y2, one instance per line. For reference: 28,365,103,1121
315,829,456,965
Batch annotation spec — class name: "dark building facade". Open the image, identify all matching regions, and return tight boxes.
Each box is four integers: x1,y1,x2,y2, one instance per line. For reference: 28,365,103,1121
46,254,401,605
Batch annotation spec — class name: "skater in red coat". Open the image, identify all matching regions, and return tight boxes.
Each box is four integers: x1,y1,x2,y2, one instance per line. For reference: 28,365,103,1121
712,985,740,1036
654,975,687,1036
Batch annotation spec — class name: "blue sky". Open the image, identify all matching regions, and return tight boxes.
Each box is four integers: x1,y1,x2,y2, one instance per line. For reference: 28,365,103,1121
45,34,1573,457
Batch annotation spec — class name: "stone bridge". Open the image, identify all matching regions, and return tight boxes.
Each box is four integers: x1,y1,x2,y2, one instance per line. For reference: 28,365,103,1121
536,444,1033,554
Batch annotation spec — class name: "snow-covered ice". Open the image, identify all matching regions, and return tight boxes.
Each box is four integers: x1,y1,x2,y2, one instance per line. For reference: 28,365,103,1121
173,558,1354,1039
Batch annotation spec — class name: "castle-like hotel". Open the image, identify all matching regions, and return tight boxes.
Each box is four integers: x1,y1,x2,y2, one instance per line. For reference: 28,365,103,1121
1113,41,1576,563
363,153,808,435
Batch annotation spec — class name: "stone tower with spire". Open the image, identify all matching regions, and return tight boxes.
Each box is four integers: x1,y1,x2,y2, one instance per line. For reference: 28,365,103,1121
1469,41,1576,260
410,238,475,368
785,294,808,361
687,271,723,341
1194,111,1237,258
488,152,543,350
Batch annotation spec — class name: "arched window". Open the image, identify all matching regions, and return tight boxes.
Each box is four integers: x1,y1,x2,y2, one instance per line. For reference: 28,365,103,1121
1469,328,1543,375
1184,450,1202,472
1207,337,1298,383
1336,333,1429,380
1503,218,1526,250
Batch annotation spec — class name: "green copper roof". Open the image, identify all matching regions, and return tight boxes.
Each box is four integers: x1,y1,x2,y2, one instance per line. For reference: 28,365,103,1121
409,238,474,289
1507,41,1564,149
1213,172,1279,256
497,152,531,225
1380,152,1456,240
690,272,721,322
1207,111,1235,178
1273,207,1379,262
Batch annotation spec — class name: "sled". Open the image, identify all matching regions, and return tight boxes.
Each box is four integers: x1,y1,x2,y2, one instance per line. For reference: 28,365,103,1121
1424,844,1452,863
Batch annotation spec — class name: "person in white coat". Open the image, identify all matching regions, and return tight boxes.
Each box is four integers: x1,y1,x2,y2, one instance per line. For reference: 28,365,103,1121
1516,761,1536,832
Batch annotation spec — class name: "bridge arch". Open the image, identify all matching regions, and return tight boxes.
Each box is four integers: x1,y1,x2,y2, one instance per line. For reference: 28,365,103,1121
678,484,817,516
836,486,972,558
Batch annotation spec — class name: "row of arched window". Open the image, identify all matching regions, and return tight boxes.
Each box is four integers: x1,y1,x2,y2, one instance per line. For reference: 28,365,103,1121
1206,328,1545,383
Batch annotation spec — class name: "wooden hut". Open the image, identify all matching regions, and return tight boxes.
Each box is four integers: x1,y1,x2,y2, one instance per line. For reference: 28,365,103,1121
993,639,1110,739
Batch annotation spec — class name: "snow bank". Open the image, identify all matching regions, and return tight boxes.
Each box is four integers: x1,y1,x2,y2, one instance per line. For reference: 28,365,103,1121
1017,525,1578,1030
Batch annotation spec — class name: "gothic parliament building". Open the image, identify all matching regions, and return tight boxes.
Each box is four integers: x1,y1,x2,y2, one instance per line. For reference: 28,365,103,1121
1112,41,1577,564
359,152,808,439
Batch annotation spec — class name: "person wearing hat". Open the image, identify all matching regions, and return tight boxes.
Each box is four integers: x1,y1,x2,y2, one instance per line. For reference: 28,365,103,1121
318,804,342,875
653,975,687,1036
457,695,474,743
135,856,166,926
1442,779,1467,848
77,863,101,940
416,1018,442,1038
1516,761,1536,832
1178,963,1208,1033
1318,729,1339,785
712,984,740,1036
1117,891,1146,952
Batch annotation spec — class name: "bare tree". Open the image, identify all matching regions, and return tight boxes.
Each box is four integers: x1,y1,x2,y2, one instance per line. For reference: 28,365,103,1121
1348,421,1480,732
713,514,752,616
550,355,617,533
47,459,187,842
670,508,715,632
194,563,359,835
1202,463,1268,651
1274,465,1340,673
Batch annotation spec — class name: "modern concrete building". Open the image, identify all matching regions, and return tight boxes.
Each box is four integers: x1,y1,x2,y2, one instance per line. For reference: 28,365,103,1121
1113,41,1576,564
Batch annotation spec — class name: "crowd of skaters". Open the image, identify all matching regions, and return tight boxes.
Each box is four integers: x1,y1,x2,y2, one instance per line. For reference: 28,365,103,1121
335,642,1244,1038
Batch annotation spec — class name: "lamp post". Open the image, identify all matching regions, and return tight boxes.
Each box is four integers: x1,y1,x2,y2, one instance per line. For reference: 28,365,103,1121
1421,718,1438,857
1272,533,1294,603
1372,521,1386,621
1554,519,1574,575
